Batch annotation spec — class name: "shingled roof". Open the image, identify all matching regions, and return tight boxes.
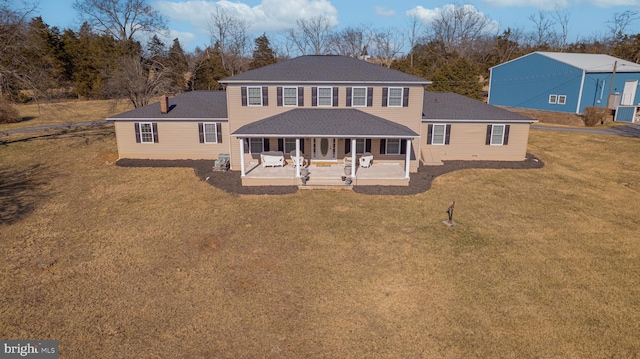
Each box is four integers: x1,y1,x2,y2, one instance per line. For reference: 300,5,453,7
222,55,430,84
233,108,419,138
422,92,535,122
107,91,228,120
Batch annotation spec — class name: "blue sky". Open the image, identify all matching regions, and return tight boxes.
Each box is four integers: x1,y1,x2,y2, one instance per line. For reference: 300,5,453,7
36,0,640,52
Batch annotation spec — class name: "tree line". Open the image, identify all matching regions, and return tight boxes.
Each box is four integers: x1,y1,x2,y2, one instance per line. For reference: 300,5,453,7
1,0,639,118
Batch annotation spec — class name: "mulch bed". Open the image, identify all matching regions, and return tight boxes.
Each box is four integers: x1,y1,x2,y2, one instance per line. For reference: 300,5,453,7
116,153,543,196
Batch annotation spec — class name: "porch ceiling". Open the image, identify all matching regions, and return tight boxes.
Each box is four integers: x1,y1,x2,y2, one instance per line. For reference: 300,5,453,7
232,108,419,138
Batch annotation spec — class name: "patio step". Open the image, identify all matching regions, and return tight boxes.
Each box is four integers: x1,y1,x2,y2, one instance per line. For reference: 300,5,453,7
298,184,353,190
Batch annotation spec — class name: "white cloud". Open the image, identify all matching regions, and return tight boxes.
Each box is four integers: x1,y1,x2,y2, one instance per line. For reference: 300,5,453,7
374,6,396,17
482,0,639,9
407,4,499,33
154,0,339,35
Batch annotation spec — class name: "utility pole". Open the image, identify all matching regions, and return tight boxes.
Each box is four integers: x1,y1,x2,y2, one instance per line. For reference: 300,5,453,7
607,61,618,109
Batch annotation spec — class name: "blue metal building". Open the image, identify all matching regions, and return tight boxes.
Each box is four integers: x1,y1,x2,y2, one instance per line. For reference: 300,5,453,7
488,52,640,114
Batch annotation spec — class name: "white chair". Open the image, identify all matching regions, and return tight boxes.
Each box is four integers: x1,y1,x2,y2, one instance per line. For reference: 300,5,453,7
289,151,306,167
359,152,373,168
343,153,354,166
260,151,285,168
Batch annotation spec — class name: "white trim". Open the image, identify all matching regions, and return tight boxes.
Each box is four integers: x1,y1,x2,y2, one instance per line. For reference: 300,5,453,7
239,138,246,177
487,68,493,104
431,124,446,145
490,124,506,146
351,87,367,107
557,95,567,105
295,138,301,178
548,94,557,104
351,138,357,178
138,122,154,143
385,138,401,154
317,87,333,107
387,87,403,107
405,139,411,179
202,122,218,144
247,86,262,106
283,86,298,107
576,69,586,114
422,119,536,123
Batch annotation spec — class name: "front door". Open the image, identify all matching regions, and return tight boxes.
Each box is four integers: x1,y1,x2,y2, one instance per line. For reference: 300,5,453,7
312,138,336,161
621,80,638,106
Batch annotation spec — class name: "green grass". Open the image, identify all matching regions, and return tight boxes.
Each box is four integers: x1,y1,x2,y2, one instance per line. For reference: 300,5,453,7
0,125,639,358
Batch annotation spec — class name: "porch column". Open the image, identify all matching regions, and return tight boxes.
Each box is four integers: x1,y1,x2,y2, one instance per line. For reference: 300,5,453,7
239,137,246,177
295,138,301,178
351,138,357,178
405,139,411,179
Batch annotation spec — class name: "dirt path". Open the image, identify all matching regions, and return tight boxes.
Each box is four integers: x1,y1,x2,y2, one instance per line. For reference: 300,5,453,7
0,120,109,136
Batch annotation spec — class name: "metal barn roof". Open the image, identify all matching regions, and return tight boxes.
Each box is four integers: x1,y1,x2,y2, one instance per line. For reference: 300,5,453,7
495,52,640,73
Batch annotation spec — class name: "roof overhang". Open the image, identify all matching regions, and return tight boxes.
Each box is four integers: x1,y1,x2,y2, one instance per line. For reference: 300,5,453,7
107,117,229,122
422,118,538,123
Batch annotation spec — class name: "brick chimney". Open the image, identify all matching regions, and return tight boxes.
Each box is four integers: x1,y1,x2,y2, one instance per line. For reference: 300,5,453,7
160,95,169,114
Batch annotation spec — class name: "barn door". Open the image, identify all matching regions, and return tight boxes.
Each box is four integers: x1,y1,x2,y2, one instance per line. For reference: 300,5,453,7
621,80,638,106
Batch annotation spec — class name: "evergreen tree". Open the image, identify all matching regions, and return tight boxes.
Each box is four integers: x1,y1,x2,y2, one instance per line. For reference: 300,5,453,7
249,33,276,70
428,57,483,100
168,38,188,89
190,44,229,90
147,35,166,60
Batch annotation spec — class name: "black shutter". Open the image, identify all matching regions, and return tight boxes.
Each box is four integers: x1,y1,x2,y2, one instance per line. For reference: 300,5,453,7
400,139,406,154
312,87,318,106
216,123,222,143
244,138,249,153
426,124,433,145
403,87,409,107
365,139,371,152
485,125,492,145
445,124,451,145
278,138,284,152
346,87,352,107
380,139,386,154
152,123,159,143
241,87,247,106
382,87,388,107
134,122,140,143
367,87,373,107
198,123,204,143
345,139,351,154
298,87,304,106
300,139,305,154
262,87,268,106
277,87,283,106
333,87,339,107
503,125,510,145
263,138,270,151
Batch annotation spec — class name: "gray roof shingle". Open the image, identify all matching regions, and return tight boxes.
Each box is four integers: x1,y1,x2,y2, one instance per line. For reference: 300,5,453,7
233,108,419,138
222,55,430,84
107,91,228,120
423,92,535,122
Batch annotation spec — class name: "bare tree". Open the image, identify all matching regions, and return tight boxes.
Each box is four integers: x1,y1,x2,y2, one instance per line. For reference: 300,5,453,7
72,0,168,42
527,11,555,48
371,27,404,67
425,4,494,57
208,5,250,75
284,15,334,55
405,12,423,68
551,9,570,51
328,25,371,58
108,54,170,108
607,10,639,40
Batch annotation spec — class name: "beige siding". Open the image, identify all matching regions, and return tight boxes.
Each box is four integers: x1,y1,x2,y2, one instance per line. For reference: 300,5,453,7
420,123,531,162
115,121,230,160
227,85,424,171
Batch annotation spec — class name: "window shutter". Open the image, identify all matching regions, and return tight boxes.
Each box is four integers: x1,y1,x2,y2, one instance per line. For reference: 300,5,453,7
277,87,283,106
152,123,159,143
134,122,140,143
485,125,492,145
426,124,433,145
241,87,247,106
333,87,339,107
380,139,386,154
298,87,304,106
365,139,371,153
445,124,451,145
216,123,222,143
382,87,388,107
263,138,270,151
503,125,510,145
300,139,305,154
345,139,351,154
262,87,268,106
346,87,352,107
400,139,406,154
244,138,249,153
312,87,317,106
367,87,373,107
403,87,409,107
278,138,284,152
198,123,204,143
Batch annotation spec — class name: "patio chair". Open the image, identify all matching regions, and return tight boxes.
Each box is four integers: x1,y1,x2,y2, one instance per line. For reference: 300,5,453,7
343,153,354,166
359,152,373,168
289,151,306,167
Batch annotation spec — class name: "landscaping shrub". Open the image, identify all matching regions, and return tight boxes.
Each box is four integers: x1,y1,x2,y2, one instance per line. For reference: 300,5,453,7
583,106,609,127
0,97,22,123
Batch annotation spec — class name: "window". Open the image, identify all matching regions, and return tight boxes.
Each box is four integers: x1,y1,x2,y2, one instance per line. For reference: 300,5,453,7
388,87,403,107
248,87,262,106
355,139,366,154
139,122,154,143
549,94,557,104
431,124,446,145
318,87,332,106
283,87,298,106
491,124,505,145
250,138,264,153
283,138,296,153
202,123,218,144
352,87,367,107
558,95,566,105
386,139,401,154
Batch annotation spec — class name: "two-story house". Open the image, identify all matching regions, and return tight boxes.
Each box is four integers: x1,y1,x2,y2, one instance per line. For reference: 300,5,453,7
108,55,535,187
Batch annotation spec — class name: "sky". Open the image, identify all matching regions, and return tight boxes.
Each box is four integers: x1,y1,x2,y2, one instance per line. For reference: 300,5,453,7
35,0,640,52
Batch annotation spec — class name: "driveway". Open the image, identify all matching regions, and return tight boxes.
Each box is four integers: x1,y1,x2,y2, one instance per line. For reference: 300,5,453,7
0,120,109,136
531,123,640,138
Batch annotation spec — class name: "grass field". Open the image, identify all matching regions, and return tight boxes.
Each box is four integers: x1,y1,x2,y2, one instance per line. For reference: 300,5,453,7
1,114,640,357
